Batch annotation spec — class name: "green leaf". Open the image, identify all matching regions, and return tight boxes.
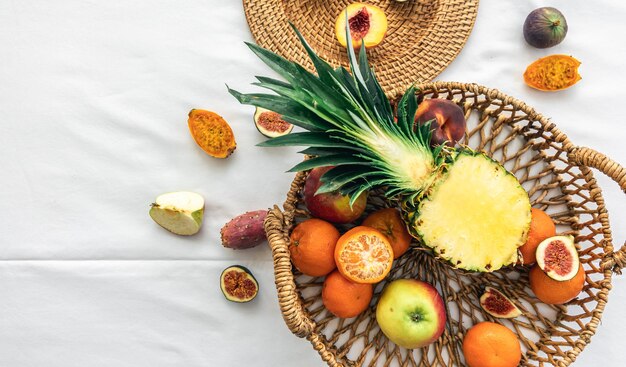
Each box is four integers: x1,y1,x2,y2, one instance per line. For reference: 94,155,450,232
298,146,364,156
343,14,368,95
255,76,292,89
289,22,342,92
257,132,349,148
245,42,300,83
396,86,417,136
287,155,369,172
280,115,326,132
348,183,374,207
317,167,378,194
228,87,330,131
336,67,359,98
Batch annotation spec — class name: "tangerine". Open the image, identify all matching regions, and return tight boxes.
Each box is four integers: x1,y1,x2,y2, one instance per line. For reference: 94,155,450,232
289,219,340,277
462,321,521,367
519,208,556,265
362,208,412,259
322,270,373,318
529,263,585,305
334,226,393,284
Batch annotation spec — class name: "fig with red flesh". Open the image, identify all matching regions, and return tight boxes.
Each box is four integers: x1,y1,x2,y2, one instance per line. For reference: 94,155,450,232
536,235,580,281
253,107,293,138
480,286,522,319
220,265,259,303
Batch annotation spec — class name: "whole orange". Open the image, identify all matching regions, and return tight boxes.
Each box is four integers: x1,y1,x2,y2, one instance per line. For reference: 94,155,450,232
322,270,373,318
519,208,556,265
462,322,521,367
289,219,340,277
529,263,585,305
362,208,412,259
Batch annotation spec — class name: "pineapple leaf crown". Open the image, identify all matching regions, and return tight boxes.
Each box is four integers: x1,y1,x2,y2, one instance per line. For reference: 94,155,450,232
228,22,443,205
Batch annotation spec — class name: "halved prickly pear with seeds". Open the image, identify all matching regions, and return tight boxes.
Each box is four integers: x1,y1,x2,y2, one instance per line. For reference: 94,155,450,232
220,210,268,249
536,235,580,281
220,265,258,303
479,286,522,319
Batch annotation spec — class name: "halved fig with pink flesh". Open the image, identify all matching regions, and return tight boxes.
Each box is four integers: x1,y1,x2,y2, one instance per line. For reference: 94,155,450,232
220,265,259,303
253,107,293,138
535,235,580,281
480,286,522,319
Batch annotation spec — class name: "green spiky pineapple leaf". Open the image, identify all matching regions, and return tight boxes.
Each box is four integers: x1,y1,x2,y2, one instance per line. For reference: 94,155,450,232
228,22,438,202
228,20,532,272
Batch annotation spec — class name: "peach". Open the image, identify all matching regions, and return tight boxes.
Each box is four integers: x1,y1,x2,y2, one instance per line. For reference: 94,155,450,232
414,99,467,147
304,166,368,224
335,3,388,50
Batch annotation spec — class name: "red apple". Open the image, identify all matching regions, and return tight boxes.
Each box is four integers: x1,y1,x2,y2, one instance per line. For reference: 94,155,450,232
376,279,446,349
414,99,466,147
303,166,367,224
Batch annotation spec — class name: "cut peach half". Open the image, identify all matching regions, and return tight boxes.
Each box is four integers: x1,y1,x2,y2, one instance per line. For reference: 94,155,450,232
335,3,388,50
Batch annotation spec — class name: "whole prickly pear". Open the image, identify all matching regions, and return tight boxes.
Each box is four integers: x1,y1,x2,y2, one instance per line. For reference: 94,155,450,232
220,210,268,249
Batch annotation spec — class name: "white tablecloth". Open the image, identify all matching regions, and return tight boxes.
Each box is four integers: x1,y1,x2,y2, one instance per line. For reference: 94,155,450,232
1,0,624,366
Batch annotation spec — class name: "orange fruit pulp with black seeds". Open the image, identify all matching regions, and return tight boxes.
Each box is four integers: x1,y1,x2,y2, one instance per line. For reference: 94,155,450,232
188,109,236,158
334,226,393,284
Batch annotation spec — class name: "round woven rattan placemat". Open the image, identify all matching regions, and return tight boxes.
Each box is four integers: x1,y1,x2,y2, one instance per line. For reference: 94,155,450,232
264,82,626,367
242,0,479,94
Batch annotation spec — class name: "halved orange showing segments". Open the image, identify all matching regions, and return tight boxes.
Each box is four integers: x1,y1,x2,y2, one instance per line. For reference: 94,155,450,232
334,226,394,284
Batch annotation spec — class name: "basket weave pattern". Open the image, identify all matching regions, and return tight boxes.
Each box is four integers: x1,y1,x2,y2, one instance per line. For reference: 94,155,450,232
243,0,478,93
265,82,626,367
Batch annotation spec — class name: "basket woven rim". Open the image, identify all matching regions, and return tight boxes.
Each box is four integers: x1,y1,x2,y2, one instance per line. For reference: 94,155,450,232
264,81,626,367
242,0,479,94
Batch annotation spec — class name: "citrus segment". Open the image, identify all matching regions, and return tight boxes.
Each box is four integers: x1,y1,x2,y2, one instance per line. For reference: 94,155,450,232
334,226,393,284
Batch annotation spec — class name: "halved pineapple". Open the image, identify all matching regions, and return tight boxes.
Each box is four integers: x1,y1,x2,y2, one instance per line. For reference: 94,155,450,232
412,152,531,272
230,23,532,273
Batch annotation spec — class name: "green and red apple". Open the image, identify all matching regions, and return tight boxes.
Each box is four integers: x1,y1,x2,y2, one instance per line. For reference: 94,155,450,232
304,166,367,224
376,279,446,349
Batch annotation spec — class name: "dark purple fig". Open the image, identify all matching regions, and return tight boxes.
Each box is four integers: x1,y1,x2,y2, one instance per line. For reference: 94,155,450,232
523,7,568,49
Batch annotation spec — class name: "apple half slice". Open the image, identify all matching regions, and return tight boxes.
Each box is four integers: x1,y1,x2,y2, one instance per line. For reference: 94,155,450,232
149,191,204,235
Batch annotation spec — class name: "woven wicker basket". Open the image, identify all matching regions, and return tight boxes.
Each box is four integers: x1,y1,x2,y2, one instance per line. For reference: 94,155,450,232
242,0,478,93
264,82,626,367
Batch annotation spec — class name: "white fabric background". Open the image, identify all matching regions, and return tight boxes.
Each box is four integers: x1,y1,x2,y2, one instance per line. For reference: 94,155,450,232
1,0,624,366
